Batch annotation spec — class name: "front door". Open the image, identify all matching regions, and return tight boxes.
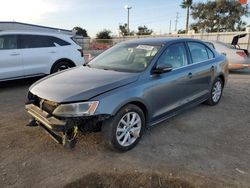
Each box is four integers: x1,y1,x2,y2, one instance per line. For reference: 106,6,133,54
149,42,195,121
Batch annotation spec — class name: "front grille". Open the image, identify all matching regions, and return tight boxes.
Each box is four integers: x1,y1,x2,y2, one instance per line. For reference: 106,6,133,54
32,97,57,114
28,93,58,114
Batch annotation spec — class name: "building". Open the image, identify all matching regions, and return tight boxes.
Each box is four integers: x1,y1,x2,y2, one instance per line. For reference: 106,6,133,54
0,21,73,35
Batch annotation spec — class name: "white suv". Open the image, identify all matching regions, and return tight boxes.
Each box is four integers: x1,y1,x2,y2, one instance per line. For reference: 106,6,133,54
0,31,84,81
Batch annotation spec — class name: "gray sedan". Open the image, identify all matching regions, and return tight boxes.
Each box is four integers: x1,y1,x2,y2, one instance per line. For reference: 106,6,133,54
25,38,228,151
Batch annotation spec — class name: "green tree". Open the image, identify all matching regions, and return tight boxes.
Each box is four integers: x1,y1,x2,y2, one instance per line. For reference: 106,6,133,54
191,0,249,32
119,24,128,36
180,0,193,34
119,23,134,36
72,26,88,37
96,29,112,39
178,29,186,34
136,25,153,35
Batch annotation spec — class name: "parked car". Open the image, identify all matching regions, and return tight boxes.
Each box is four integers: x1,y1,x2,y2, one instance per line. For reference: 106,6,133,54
25,38,228,151
0,31,84,81
205,34,250,70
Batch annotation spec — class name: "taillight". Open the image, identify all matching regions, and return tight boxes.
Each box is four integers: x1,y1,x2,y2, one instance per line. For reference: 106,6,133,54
78,49,83,57
236,51,247,58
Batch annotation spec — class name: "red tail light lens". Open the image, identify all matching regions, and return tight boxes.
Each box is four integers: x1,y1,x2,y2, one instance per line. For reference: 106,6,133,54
78,49,83,57
236,51,247,58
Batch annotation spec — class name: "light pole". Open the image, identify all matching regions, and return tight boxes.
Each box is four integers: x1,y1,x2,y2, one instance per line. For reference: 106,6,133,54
125,5,132,35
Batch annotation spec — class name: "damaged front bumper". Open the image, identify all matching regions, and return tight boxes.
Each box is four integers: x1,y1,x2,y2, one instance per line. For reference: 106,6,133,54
25,103,110,148
25,103,67,144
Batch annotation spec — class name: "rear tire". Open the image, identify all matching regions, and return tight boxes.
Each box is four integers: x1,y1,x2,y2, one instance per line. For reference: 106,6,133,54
102,104,145,152
51,61,73,73
205,77,223,106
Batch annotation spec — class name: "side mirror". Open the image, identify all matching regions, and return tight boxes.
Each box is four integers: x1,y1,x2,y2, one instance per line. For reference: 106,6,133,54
153,64,173,74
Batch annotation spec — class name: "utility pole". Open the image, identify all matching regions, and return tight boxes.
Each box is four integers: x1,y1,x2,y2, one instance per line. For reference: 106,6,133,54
169,20,172,34
175,12,179,32
125,5,132,35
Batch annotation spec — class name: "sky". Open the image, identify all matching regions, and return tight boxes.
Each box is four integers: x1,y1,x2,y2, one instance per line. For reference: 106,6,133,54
0,0,249,37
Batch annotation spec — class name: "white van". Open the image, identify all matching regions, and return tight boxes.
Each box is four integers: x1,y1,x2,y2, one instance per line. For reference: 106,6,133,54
0,31,84,81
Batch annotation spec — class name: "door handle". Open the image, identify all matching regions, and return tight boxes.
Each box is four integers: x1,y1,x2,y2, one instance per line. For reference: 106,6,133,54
211,66,215,71
10,53,20,56
49,51,56,54
188,72,192,78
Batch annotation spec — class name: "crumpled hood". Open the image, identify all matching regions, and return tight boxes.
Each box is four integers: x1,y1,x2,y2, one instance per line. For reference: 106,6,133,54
30,66,139,103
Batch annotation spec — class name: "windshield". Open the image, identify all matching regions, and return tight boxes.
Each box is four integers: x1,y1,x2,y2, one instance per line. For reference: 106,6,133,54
89,43,161,72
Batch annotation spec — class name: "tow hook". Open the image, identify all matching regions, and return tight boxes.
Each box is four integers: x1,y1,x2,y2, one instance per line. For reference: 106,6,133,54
62,126,78,149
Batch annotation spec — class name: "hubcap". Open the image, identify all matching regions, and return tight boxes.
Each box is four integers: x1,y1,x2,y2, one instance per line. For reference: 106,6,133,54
116,112,142,147
212,81,222,103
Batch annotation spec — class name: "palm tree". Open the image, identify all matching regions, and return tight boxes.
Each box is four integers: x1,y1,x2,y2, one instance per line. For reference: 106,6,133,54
180,0,193,34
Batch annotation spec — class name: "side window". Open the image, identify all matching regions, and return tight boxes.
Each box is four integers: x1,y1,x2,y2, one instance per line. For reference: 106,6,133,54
206,47,214,59
157,43,188,69
0,35,17,50
20,35,55,49
50,37,70,46
205,42,215,49
188,42,209,63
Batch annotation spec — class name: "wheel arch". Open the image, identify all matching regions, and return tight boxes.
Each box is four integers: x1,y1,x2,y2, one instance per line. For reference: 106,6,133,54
112,100,149,123
217,74,225,87
50,58,76,73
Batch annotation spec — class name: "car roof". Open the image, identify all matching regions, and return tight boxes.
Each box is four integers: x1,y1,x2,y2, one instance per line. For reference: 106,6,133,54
122,37,204,46
0,30,72,37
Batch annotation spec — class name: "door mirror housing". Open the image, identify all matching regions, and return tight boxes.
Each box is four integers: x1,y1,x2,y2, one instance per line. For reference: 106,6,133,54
153,64,173,74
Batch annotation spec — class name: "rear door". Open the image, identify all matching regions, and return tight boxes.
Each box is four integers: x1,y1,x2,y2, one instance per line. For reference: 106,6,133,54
0,35,23,80
20,35,57,76
186,41,216,96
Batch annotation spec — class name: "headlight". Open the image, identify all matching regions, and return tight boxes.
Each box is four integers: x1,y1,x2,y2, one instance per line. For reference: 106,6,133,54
53,101,99,117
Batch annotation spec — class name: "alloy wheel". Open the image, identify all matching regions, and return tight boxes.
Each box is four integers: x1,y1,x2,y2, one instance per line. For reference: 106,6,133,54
116,112,142,147
212,81,222,103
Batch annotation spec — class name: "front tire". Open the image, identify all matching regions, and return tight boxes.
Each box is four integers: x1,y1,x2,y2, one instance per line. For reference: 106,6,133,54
102,104,145,152
205,77,223,106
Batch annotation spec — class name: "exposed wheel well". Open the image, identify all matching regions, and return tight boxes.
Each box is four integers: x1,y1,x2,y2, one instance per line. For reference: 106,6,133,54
50,59,76,73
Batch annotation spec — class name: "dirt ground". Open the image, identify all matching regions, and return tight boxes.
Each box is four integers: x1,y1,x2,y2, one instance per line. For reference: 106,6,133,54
0,70,250,188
